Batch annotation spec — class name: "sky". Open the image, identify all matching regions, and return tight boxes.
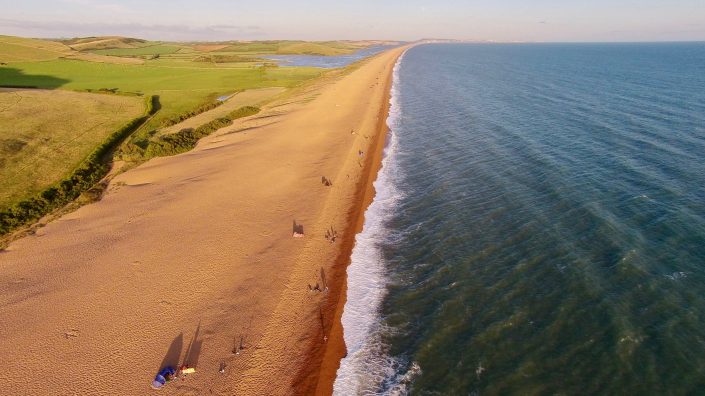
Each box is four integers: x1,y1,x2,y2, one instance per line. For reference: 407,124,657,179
1,0,704,42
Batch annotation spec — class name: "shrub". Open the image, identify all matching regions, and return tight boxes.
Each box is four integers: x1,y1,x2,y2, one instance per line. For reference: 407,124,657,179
144,106,260,158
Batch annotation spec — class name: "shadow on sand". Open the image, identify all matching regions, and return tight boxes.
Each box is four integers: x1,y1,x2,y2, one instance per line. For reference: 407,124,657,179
158,333,183,371
184,322,203,368
157,322,203,373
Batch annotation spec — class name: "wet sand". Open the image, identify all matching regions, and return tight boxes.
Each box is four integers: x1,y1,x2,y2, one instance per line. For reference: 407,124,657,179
0,45,406,395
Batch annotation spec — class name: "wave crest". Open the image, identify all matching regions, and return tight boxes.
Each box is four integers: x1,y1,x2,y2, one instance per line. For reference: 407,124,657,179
333,51,409,395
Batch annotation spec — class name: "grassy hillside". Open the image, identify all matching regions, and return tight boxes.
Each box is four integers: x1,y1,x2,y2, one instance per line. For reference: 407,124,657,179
62,36,148,51
277,41,360,55
0,36,376,153
0,35,144,65
0,89,144,208
0,35,71,62
93,44,182,57
1,36,371,64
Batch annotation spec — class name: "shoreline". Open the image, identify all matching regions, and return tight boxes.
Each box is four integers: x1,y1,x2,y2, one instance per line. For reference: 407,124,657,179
306,47,405,395
233,45,410,395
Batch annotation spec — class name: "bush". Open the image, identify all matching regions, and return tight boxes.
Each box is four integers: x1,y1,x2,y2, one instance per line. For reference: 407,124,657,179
227,106,260,119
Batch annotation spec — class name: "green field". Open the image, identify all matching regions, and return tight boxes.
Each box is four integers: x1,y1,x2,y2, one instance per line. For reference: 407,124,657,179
217,40,362,55
0,58,321,157
93,44,182,56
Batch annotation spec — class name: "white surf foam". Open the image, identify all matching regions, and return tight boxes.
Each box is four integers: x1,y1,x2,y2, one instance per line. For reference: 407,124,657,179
333,51,410,395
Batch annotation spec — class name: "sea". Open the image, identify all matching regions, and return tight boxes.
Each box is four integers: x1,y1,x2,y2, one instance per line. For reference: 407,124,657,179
333,43,705,395
262,45,395,68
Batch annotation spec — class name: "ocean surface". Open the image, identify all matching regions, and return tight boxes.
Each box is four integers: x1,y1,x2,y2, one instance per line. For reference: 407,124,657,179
334,43,705,395
262,45,395,68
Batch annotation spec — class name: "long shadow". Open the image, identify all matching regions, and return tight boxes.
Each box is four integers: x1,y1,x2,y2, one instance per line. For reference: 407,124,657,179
0,67,70,90
183,322,203,369
158,333,184,371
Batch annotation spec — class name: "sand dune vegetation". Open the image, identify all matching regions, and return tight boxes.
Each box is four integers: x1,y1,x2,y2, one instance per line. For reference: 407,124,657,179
143,105,261,157
157,87,284,135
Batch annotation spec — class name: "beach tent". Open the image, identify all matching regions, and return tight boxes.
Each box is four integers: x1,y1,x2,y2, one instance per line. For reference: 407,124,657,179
151,366,176,389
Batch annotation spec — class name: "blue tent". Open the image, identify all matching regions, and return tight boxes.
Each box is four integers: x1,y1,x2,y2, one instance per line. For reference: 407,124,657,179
151,366,176,389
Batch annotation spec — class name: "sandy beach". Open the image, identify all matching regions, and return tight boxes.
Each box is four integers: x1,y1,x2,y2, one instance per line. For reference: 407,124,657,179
0,45,406,395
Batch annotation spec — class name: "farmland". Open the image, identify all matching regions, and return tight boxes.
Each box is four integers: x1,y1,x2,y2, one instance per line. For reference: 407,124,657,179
92,44,182,57
0,57,320,131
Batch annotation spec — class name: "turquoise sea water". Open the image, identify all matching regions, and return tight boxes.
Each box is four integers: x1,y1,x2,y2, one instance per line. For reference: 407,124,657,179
335,43,705,395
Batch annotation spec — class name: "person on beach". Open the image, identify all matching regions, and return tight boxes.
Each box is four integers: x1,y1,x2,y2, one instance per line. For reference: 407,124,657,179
178,364,196,379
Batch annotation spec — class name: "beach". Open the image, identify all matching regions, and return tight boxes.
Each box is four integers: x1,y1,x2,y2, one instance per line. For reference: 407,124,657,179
0,44,406,395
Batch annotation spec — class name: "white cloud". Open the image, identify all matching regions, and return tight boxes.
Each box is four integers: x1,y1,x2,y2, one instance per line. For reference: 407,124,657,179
0,18,265,41
59,0,130,14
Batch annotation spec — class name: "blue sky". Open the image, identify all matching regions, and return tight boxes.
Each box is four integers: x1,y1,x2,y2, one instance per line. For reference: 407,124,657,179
1,0,704,41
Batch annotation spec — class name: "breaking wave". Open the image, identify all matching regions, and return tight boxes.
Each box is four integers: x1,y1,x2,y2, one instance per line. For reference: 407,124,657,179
333,52,413,395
